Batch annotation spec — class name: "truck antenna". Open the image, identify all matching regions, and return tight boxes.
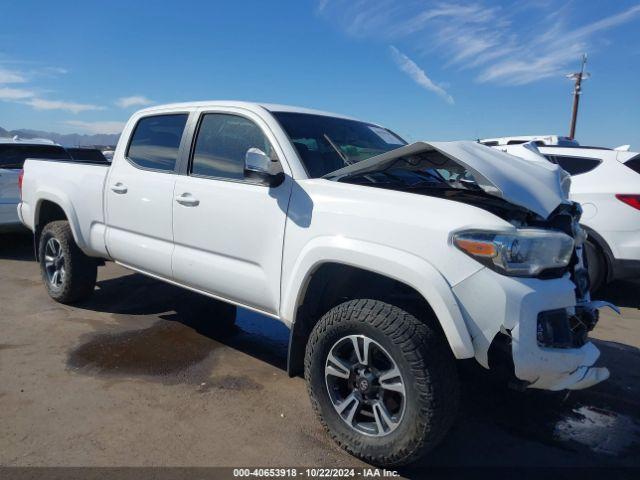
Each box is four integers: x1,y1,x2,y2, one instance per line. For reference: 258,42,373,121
566,53,590,140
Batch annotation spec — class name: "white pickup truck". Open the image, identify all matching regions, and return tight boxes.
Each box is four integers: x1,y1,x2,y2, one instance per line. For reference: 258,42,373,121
18,101,613,466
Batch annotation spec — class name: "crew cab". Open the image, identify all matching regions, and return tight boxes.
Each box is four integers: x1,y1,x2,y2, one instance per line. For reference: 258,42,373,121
18,102,614,466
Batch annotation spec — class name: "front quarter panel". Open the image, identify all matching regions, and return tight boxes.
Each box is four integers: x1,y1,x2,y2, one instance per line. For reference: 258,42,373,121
280,180,519,359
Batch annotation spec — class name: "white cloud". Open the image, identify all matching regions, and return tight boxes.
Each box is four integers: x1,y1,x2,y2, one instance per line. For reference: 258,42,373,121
390,46,454,104
318,1,640,86
316,0,330,13
1,60,105,113
23,98,105,114
116,95,153,108
0,68,27,84
65,120,125,134
0,87,35,100
478,4,640,84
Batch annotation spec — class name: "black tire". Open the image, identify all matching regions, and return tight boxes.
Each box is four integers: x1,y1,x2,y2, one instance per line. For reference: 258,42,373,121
304,299,459,467
39,220,97,304
584,239,606,293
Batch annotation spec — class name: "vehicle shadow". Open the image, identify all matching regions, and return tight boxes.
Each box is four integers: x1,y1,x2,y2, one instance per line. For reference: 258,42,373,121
76,270,640,470
401,339,640,472
73,272,290,372
4,229,638,468
596,279,640,309
0,232,33,261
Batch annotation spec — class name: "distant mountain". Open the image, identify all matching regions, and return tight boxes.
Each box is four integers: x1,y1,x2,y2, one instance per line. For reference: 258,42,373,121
0,126,119,147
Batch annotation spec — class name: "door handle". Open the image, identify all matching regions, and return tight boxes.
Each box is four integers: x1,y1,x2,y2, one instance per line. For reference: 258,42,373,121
175,193,200,206
111,182,128,194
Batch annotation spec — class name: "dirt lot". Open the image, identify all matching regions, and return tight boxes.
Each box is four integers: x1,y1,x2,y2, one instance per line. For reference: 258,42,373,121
1,232,639,473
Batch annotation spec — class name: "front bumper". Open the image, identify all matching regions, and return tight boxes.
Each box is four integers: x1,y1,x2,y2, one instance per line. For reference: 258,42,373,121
452,267,609,391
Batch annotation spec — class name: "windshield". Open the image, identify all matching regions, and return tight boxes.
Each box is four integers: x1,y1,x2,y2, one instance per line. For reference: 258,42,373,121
272,112,406,178
0,144,71,169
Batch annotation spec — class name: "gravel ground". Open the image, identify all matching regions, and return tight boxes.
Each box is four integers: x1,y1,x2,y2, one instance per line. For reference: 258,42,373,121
1,232,638,474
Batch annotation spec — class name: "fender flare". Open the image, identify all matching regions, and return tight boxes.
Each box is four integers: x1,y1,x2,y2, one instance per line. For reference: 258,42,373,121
281,237,475,360
33,190,86,250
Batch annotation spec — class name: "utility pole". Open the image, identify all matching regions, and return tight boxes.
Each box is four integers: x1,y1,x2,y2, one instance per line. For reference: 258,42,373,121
566,53,590,140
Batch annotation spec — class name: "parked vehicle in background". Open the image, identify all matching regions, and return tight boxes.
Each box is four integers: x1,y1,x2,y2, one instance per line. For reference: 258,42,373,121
0,137,70,232
480,135,580,147
101,149,114,162
483,136,640,291
66,147,109,164
18,102,613,466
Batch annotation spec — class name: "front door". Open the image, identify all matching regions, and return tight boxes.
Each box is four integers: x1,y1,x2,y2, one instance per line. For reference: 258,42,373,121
172,110,292,314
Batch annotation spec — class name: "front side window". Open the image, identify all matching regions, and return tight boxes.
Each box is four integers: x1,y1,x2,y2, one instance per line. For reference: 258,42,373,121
191,113,274,180
126,114,188,171
272,112,406,178
544,154,601,176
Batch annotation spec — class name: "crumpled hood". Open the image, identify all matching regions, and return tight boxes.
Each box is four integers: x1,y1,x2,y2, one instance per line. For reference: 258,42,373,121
324,140,571,219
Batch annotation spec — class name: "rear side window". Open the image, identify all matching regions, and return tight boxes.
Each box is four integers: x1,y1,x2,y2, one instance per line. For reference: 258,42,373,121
624,155,640,174
126,114,188,171
66,148,108,164
544,155,601,176
0,144,70,169
190,113,274,180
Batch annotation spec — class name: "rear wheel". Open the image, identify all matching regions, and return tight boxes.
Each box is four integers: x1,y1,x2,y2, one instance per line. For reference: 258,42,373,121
304,299,459,467
39,221,97,304
584,239,606,293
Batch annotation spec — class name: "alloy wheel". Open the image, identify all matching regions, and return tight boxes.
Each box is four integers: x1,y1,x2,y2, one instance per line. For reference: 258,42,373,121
325,334,406,436
44,237,65,288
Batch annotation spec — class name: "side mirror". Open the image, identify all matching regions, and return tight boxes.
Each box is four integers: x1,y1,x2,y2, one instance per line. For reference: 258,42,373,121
244,147,284,186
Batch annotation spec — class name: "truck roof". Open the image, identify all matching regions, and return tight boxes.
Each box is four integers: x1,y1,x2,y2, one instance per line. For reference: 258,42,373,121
135,101,357,121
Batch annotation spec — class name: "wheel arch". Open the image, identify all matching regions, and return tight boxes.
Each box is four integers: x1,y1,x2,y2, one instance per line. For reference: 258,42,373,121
33,196,82,260
283,240,475,376
581,225,614,282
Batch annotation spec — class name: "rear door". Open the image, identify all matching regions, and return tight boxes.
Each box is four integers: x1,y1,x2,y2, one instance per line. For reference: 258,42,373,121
171,108,292,314
105,113,190,278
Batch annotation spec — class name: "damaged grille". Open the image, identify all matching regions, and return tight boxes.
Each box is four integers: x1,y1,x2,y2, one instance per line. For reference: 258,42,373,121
536,307,599,349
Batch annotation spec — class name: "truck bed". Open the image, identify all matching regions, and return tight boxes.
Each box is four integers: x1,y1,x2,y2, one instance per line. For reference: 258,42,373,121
19,158,110,257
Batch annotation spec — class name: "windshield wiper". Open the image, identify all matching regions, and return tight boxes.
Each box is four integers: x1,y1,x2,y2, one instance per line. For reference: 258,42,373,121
323,134,353,166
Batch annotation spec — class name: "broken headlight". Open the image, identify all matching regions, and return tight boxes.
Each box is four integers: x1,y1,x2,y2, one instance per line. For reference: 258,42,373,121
452,228,575,277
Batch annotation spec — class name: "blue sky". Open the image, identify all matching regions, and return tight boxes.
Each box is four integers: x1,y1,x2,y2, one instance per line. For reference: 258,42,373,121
1,0,639,148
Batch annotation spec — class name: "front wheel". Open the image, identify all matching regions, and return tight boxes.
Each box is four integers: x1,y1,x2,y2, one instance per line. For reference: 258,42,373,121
304,299,459,467
39,221,97,304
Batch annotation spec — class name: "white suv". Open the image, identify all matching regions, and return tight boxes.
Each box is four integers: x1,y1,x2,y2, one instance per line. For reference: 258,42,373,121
483,136,640,290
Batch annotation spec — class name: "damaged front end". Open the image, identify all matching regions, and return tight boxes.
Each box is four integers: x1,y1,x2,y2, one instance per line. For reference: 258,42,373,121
453,202,617,391
327,139,617,391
